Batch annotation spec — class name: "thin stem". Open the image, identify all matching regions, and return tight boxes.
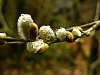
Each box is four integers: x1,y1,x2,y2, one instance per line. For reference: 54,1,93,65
4,41,25,44
66,22,96,31
0,37,33,43
0,20,100,44
82,21,100,36
0,37,25,42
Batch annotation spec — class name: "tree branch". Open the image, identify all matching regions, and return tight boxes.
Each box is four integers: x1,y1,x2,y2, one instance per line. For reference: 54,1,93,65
82,21,100,36
50,20,100,44
66,21,99,31
0,20,100,44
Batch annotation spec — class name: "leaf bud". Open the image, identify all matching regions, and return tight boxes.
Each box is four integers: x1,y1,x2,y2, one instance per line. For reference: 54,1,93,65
39,26,55,42
17,14,38,41
27,39,49,54
72,28,82,37
56,27,67,41
29,23,38,41
0,33,6,45
66,31,74,43
0,33,6,38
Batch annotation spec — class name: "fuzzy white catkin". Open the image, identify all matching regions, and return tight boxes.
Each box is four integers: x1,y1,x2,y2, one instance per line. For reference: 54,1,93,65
0,33,6,38
72,28,82,37
56,27,67,41
39,26,55,42
17,14,33,40
27,39,45,53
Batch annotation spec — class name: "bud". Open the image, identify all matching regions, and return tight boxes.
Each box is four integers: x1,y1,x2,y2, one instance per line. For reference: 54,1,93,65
72,28,82,37
29,23,38,41
0,33,6,38
66,31,74,43
27,39,49,54
0,33,6,45
39,26,55,42
17,14,38,41
37,43,49,54
56,27,67,41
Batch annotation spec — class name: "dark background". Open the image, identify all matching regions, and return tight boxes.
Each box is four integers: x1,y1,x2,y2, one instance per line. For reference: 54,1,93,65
0,0,99,75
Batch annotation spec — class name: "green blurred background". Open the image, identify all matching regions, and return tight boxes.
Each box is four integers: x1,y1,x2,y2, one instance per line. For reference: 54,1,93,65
0,0,100,75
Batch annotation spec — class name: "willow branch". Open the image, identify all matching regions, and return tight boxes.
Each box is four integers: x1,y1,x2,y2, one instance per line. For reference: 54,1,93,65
51,20,100,44
66,21,98,31
82,21,100,35
0,37,26,42
0,37,33,45
0,20,100,44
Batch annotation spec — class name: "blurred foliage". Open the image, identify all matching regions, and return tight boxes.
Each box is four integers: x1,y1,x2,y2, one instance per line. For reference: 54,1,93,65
0,0,100,75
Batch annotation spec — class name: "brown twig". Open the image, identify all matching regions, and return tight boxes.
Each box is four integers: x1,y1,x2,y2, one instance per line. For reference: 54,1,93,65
50,21,100,44
82,21,100,36
0,37,34,45
66,21,99,31
0,20,100,44
0,37,26,42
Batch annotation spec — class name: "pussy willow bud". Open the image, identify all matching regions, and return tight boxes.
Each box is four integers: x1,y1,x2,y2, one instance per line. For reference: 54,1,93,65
37,43,49,54
66,31,74,43
56,27,67,41
17,14,38,41
0,33,6,45
27,39,49,54
39,26,55,42
72,28,82,37
29,23,38,41
0,33,6,38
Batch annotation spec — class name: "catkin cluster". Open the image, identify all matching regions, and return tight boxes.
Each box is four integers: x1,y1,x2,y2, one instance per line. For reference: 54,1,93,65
17,14,83,54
